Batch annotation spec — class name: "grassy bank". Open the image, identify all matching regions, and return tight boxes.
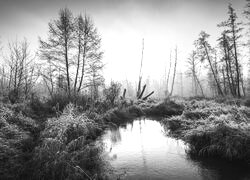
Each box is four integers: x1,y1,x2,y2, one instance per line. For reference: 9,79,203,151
163,99,250,162
24,104,111,180
0,103,40,179
102,99,184,125
6,97,249,179
0,97,185,179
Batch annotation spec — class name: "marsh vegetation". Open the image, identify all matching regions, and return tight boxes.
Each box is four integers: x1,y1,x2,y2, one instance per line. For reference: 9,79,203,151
1,1,250,180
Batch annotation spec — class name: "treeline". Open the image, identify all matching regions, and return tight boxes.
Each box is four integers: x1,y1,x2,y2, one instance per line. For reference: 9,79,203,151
1,2,250,106
186,3,250,98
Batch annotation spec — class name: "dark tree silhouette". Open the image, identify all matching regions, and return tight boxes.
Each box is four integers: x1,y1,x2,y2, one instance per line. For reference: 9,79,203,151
195,31,224,96
186,51,204,97
40,8,74,97
40,8,104,100
218,4,243,97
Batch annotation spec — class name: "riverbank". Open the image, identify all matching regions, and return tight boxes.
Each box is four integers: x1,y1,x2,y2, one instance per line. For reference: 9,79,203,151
102,99,184,125
1,98,250,179
0,102,41,179
25,99,184,179
163,99,250,163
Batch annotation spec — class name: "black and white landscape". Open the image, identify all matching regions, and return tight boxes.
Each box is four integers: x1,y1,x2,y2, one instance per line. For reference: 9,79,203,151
0,0,250,179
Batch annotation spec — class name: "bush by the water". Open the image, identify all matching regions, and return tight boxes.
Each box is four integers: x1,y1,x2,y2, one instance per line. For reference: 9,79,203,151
103,105,144,124
102,99,184,124
143,99,184,116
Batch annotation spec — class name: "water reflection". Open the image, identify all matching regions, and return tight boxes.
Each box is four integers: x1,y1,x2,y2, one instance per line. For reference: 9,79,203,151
101,119,250,180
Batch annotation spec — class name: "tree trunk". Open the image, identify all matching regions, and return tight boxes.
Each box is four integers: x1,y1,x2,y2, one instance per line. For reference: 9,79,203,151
203,43,224,96
64,38,71,97
170,47,177,96
77,41,87,93
232,31,241,98
74,36,81,94
166,50,172,95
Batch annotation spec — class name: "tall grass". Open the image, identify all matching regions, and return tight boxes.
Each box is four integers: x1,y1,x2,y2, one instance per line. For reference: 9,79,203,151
187,124,250,161
103,105,144,124
102,99,184,125
163,99,250,162
143,99,184,116
0,103,38,179
27,104,109,180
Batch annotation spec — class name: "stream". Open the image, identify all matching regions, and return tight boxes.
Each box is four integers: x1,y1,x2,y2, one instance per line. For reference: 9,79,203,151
100,118,250,180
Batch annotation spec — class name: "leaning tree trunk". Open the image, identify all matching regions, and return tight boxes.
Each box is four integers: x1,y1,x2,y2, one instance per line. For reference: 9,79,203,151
170,47,177,96
203,43,224,96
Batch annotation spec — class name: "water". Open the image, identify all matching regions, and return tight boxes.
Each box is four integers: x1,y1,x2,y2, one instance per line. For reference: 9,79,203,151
101,119,250,180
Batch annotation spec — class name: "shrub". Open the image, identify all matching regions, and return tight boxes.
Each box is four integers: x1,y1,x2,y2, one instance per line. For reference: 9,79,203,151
102,105,144,124
144,99,184,116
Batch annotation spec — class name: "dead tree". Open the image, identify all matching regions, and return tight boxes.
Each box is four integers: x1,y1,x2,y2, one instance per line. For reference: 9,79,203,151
135,38,154,100
137,38,144,98
170,46,178,96
166,50,172,95
3,39,38,102
186,51,204,97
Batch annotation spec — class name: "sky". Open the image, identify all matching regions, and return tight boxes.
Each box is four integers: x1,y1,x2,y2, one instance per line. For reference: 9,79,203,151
0,0,247,83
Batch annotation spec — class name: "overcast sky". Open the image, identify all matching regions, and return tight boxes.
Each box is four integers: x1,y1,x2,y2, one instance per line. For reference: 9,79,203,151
0,0,247,82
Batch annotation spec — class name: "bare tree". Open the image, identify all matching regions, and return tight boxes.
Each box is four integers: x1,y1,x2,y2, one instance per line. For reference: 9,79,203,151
166,50,172,96
40,9,104,101
77,15,104,96
40,8,74,97
170,46,178,96
195,31,224,96
218,4,243,97
85,50,104,101
1,39,39,102
186,51,204,97
218,31,236,96
137,38,144,98
135,39,154,100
